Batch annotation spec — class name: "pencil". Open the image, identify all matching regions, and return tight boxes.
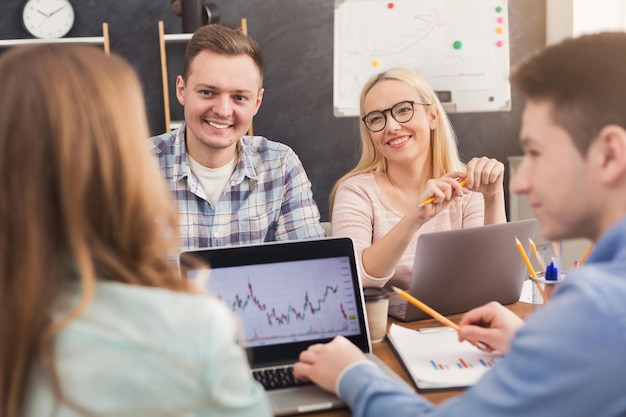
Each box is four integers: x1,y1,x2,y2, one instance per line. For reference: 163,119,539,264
419,179,467,207
391,286,488,350
576,244,593,268
551,241,561,260
551,242,561,271
515,237,537,279
515,237,549,304
528,238,546,272
529,276,549,304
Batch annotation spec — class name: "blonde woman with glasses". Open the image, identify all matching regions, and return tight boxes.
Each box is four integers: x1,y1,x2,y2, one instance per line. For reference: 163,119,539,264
329,68,506,290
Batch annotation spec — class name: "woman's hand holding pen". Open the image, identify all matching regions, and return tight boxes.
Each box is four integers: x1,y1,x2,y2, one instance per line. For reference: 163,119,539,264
416,174,467,211
464,157,505,197
362,174,466,279
418,156,504,210
457,301,524,354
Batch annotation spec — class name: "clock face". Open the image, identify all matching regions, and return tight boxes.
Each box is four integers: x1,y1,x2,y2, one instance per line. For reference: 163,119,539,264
22,0,75,39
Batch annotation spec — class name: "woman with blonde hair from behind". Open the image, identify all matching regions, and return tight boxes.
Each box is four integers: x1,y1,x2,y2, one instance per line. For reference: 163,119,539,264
330,68,506,290
0,44,271,417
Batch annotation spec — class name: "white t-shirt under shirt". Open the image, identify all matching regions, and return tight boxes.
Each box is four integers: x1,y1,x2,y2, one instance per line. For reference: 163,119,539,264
187,154,238,208
331,173,485,289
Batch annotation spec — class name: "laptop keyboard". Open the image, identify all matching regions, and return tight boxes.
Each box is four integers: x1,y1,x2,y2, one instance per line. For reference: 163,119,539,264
388,302,407,317
252,365,312,390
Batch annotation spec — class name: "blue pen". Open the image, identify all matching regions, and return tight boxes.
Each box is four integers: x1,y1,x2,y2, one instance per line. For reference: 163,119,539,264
545,262,558,281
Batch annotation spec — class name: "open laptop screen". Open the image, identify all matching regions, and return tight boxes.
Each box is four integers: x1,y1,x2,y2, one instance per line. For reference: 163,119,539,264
180,238,370,367
190,256,362,348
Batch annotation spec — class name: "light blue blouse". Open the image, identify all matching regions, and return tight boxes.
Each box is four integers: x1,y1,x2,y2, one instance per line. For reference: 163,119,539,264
23,281,272,417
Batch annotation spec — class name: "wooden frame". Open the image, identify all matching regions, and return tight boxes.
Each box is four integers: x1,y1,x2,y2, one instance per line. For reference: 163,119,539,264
0,22,110,55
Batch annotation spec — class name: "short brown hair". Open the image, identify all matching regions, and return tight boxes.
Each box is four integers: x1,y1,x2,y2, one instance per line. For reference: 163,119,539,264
511,31,626,155
182,24,264,84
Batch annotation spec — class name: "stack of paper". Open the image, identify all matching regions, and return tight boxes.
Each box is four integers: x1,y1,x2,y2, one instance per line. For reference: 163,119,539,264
387,324,501,391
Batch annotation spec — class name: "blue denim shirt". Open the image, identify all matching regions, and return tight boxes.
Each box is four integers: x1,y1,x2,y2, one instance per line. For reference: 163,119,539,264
339,215,626,417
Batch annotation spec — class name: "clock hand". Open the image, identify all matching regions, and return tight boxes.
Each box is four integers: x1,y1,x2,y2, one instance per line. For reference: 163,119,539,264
36,8,50,17
48,5,66,16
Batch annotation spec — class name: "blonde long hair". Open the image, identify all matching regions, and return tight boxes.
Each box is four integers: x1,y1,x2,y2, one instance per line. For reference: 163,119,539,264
0,45,189,416
329,68,464,216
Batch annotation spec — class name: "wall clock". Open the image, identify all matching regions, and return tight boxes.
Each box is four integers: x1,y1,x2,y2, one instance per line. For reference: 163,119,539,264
22,0,75,39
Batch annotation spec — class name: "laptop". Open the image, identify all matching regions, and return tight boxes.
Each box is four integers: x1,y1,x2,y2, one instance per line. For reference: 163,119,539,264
179,237,404,416
389,219,538,322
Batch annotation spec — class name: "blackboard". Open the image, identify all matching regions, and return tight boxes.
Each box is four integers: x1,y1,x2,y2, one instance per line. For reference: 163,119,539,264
0,0,547,221
334,0,512,116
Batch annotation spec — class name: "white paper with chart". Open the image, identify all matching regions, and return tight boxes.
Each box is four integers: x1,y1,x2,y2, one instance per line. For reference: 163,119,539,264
387,323,501,390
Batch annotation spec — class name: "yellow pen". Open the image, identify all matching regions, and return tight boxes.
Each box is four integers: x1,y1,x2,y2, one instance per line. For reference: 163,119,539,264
528,238,546,271
515,237,537,279
419,179,468,207
391,286,488,350
516,237,548,303
577,245,593,268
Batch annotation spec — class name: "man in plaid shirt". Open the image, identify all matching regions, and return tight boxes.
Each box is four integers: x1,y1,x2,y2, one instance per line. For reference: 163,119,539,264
150,25,325,251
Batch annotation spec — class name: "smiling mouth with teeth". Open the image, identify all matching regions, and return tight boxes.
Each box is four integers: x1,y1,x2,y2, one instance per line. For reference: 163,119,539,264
387,137,409,146
208,121,230,129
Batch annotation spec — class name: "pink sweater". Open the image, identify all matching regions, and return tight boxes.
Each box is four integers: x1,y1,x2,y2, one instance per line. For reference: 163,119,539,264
331,173,485,289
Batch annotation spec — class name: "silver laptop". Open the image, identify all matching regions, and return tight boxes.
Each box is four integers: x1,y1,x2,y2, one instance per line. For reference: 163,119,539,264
180,237,404,416
389,219,538,322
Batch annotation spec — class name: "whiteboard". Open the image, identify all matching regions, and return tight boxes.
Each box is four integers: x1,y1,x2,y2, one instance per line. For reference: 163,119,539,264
334,0,511,116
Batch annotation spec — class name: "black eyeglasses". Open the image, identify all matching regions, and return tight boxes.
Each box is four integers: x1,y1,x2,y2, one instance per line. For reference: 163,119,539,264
361,100,430,132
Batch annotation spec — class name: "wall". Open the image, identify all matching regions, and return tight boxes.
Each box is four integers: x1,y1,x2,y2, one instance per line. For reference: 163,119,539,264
547,0,626,44
0,0,546,221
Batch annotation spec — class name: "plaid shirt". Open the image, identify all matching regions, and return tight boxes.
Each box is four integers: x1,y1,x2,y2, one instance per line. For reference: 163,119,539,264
149,124,325,251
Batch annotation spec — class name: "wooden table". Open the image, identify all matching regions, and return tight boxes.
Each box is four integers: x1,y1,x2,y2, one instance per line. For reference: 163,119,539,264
304,301,533,417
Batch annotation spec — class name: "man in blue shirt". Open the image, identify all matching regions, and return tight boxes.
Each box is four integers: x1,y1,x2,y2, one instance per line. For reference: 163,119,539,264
150,25,324,250
294,32,626,417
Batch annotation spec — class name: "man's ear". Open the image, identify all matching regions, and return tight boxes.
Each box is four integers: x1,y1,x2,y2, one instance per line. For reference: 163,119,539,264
594,125,626,185
253,88,264,116
175,75,186,106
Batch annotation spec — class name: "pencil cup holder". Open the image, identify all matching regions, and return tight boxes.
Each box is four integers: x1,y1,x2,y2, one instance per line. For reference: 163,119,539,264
531,272,566,310
363,287,389,343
